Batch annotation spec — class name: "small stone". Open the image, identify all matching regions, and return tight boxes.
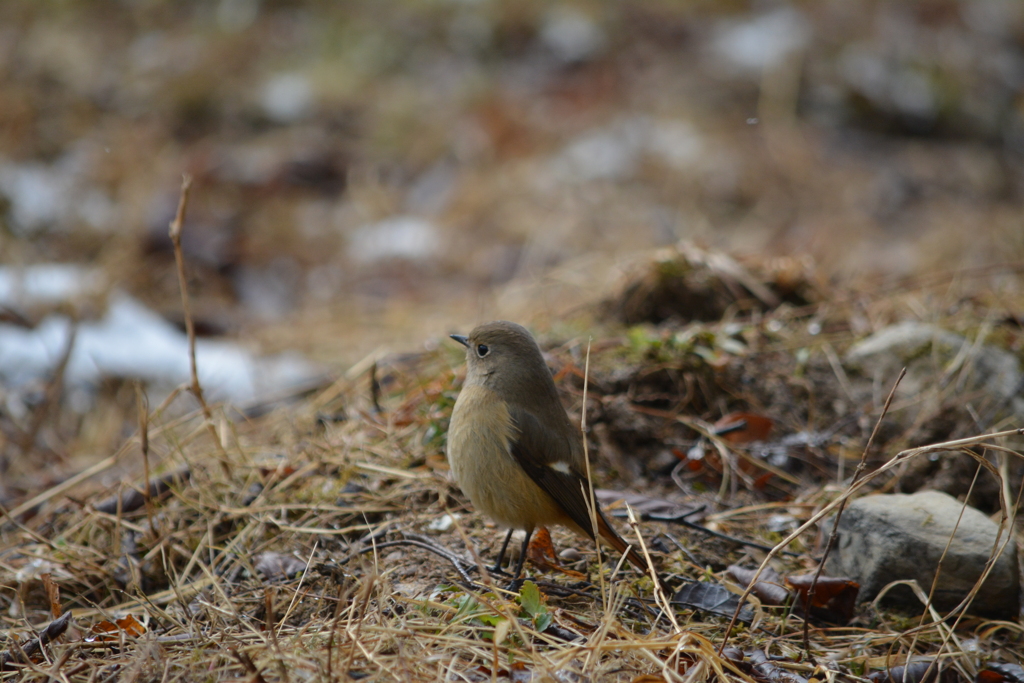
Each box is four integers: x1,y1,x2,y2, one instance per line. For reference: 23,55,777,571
824,491,1019,619
766,514,798,533
429,513,457,532
559,548,583,562
253,552,306,581
260,73,314,123
844,322,1023,424
539,7,605,64
711,8,811,75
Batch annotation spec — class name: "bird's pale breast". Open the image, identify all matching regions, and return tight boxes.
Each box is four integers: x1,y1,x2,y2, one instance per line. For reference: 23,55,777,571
448,384,568,531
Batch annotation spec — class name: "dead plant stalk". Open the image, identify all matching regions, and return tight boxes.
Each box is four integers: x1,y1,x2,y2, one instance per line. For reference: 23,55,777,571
167,173,227,462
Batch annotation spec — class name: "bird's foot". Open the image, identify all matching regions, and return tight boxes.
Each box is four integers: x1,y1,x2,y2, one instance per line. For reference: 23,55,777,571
488,563,512,578
503,576,525,593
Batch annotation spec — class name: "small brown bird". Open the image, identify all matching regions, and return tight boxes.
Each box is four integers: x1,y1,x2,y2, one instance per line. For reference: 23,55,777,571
447,320,656,585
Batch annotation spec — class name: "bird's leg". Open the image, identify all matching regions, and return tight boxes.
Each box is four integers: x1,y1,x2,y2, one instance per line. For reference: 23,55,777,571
505,528,533,593
490,528,515,575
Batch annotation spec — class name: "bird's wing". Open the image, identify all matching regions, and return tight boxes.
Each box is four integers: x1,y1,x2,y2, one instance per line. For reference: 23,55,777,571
508,405,660,582
507,406,599,540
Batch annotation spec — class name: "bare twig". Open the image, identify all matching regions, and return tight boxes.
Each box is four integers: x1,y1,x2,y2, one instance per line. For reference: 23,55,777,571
801,367,906,657
19,323,76,456
626,511,801,557
93,467,191,515
168,173,226,460
136,382,157,538
339,537,475,583
0,612,72,672
230,647,269,683
369,361,383,414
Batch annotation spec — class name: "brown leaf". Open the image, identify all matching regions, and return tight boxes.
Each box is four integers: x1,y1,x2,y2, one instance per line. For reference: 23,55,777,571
786,574,859,624
89,613,146,640
868,661,962,683
527,527,586,579
116,614,146,637
726,565,791,606
41,573,61,619
977,664,1024,683
713,412,774,444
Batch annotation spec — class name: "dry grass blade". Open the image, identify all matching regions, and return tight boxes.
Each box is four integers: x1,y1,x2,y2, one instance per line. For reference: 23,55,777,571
579,336,608,603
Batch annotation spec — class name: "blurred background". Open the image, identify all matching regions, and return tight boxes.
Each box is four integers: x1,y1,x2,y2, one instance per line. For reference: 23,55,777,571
2,0,1023,464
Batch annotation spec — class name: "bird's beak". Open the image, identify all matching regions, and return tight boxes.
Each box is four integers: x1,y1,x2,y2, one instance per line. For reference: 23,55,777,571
450,334,469,347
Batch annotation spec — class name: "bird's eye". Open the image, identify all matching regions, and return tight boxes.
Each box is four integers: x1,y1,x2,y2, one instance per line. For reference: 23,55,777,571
476,344,489,357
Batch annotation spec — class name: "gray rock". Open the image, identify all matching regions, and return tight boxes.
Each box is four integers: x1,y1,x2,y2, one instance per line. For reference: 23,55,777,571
825,491,1019,618
844,321,1023,420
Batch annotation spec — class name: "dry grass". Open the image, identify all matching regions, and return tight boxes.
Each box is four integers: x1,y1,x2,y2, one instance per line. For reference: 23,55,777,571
2,316,1022,681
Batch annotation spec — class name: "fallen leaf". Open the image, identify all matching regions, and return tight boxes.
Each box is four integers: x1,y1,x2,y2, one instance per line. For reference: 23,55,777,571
726,565,790,606
868,661,960,683
748,649,809,683
89,614,146,640
786,574,859,624
491,618,510,645
713,412,774,444
527,527,585,579
672,582,754,623
977,664,1024,683
258,464,297,480
41,573,61,618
